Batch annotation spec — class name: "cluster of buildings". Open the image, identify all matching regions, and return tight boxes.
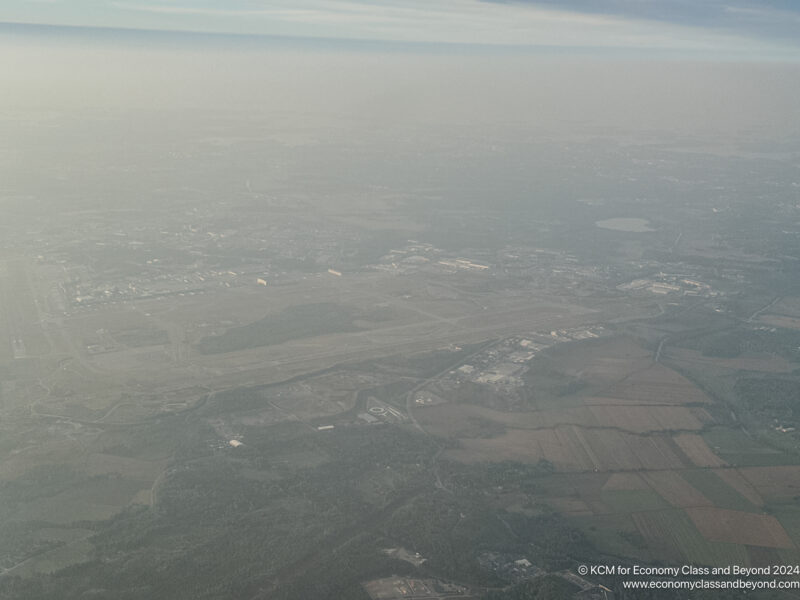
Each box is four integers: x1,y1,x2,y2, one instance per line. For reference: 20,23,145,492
478,553,615,599
479,553,543,583
617,272,715,298
448,328,604,391
358,398,408,425
373,241,491,276
35,199,373,311
362,576,469,600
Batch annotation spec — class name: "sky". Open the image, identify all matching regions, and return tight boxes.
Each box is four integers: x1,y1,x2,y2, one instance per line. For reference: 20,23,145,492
1,1,799,140
1,0,800,60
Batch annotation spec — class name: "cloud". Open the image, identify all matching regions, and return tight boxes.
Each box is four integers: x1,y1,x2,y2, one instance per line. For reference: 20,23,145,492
111,2,270,17
484,0,800,41
7,0,800,58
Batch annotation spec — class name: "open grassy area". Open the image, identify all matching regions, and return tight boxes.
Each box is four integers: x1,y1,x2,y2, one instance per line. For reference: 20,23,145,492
198,303,360,354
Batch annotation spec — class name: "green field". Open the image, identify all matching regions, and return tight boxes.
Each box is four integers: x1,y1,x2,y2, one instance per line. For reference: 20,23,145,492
635,509,750,567
571,513,651,561
600,489,670,514
703,427,798,466
772,505,800,547
679,469,757,512
198,303,360,354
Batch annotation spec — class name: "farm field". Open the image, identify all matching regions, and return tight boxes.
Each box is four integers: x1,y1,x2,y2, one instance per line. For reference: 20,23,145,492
672,433,728,467
641,470,712,508
774,506,800,549
632,509,750,566
421,335,800,565
712,467,765,506
668,347,795,373
685,507,794,549
679,469,757,512
3,245,800,589
704,428,798,466
737,466,800,501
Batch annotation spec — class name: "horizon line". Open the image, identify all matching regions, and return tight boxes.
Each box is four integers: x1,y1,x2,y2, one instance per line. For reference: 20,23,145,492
1,20,793,61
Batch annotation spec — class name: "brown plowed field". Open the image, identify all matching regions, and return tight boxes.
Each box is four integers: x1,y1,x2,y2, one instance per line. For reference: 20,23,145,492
578,429,687,471
739,466,800,501
587,405,704,433
415,403,599,435
446,427,698,472
603,473,648,491
604,363,710,404
605,381,710,404
643,471,712,508
443,426,595,471
670,348,794,373
673,434,727,467
583,396,668,406
686,507,795,549
624,434,688,470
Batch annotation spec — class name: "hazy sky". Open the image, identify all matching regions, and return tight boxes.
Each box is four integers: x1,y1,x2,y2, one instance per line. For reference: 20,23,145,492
1,2,799,143
1,1,799,59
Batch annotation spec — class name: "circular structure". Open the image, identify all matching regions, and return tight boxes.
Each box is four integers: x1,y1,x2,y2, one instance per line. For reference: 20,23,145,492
369,406,387,415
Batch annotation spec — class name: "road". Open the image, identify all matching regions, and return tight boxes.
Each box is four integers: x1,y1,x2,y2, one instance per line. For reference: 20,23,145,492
404,339,499,493
655,336,669,362
746,296,780,323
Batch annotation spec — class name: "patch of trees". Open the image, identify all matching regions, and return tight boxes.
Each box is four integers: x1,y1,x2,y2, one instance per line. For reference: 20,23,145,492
735,376,800,419
680,328,800,362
